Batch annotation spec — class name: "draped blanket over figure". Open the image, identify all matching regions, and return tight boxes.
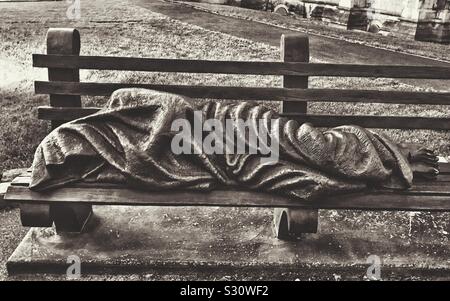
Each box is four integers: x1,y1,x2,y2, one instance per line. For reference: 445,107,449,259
30,88,416,201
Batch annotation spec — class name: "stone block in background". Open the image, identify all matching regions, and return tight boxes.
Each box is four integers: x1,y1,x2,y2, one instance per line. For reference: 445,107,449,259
263,0,450,43
415,21,450,43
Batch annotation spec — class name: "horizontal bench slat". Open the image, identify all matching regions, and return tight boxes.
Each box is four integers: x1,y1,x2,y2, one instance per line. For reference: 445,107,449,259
37,106,450,130
5,185,450,211
38,106,99,121
33,54,450,79
415,174,450,182
35,81,450,105
439,161,450,173
285,113,450,130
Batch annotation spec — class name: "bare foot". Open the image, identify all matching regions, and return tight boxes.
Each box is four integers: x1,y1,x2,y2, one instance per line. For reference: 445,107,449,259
398,143,439,180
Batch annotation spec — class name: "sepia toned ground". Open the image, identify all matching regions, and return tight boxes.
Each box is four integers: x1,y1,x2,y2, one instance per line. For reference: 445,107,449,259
0,0,449,280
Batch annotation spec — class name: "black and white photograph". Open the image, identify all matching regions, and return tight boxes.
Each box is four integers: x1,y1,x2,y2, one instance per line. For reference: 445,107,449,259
0,0,449,286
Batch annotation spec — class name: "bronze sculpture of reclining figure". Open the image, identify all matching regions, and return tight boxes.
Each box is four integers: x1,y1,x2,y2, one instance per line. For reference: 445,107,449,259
29,89,439,202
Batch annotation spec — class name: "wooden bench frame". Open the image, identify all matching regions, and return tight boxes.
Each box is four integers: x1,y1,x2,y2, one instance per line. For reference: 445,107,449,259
4,28,450,239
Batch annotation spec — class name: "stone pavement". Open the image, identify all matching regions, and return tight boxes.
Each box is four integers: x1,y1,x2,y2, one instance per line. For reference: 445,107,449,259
7,206,450,280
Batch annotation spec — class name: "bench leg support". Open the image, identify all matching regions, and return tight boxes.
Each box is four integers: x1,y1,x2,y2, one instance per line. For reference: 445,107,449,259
19,204,53,227
273,208,319,239
50,204,93,233
276,35,318,240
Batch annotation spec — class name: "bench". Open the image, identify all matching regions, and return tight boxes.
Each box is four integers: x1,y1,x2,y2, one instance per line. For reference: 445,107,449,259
4,28,450,239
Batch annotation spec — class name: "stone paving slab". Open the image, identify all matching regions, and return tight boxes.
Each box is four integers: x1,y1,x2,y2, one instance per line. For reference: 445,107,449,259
6,206,450,280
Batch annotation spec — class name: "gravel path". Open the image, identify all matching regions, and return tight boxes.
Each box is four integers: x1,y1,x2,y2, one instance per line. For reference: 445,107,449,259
0,208,28,280
133,0,450,91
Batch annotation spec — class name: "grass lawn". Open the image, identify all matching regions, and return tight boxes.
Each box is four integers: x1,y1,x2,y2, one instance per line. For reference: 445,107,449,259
0,0,449,280
1,0,449,173
179,1,450,62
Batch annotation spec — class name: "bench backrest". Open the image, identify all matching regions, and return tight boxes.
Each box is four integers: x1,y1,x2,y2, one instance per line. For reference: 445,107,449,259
34,28,450,130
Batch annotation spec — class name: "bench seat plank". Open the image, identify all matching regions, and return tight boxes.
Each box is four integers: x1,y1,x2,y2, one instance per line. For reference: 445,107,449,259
4,184,450,211
5,169,450,211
